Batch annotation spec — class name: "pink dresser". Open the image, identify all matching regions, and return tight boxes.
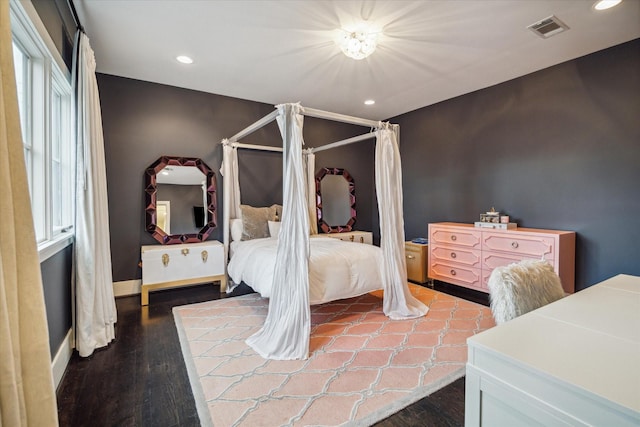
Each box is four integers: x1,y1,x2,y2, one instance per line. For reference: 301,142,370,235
428,222,575,294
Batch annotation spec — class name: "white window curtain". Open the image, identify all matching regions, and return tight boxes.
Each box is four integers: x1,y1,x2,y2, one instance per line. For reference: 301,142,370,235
246,103,311,359
74,32,117,357
303,150,318,235
0,1,58,423
375,125,428,319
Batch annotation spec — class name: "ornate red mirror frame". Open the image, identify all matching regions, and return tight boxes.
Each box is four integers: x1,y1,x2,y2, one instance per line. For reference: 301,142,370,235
144,156,217,244
315,167,356,233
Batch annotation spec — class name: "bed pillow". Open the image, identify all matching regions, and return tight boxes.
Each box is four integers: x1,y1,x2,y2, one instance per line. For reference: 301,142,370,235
268,220,281,238
230,218,243,242
240,205,276,240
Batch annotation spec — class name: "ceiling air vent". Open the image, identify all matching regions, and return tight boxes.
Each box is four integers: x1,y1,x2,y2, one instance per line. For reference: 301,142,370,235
527,15,569,39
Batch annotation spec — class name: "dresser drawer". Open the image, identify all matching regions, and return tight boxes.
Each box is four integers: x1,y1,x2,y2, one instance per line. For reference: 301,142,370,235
481,251,556,289
430,225,481,249
430,262,482,290
430,246,481,269
482,232,555,259
482,251,555,272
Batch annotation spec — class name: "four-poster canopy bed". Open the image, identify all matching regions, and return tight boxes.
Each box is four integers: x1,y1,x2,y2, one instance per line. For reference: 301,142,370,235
221,103,428,360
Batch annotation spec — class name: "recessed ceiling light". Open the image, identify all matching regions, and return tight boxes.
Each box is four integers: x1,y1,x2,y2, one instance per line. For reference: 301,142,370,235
364,99,375,105
594,0,622,10
176,55,193,64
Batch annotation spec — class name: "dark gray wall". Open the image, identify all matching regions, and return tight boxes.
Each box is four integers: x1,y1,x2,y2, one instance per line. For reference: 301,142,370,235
98,74,375,282
394,39,640,291
31,0,75,69
41,244,73,358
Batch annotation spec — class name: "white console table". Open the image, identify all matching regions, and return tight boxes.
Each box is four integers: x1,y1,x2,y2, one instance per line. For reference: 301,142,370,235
466,274,640,426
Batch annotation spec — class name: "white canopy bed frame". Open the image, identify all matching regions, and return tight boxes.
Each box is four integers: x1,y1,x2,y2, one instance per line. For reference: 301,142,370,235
221,103,427,360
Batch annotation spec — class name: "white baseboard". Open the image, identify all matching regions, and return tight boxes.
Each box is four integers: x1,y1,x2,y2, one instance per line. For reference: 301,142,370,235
113,279,141,297
52,328,73,390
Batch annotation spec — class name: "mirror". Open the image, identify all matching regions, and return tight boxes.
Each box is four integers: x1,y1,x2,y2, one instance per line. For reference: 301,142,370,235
144,156,217,244
315,167,356,233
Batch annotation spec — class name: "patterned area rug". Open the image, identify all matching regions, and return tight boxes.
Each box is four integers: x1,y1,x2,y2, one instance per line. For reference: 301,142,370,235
173,284,494,426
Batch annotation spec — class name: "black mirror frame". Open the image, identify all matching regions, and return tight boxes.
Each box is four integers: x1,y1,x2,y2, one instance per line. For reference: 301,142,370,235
315,167,356,233
144,156,217,244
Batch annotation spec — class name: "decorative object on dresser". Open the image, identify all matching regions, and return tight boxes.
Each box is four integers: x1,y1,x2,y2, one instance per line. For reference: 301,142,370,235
315,167,356,233
144,156,217,244
428,222,575,294
405,240,429,284
476,207,516,229
317,230,372,244
487,259,565,324
140,241,226,305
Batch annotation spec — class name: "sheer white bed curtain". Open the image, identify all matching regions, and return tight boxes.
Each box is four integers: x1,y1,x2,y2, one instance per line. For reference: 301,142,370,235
246,103,312,359
74,32,117,357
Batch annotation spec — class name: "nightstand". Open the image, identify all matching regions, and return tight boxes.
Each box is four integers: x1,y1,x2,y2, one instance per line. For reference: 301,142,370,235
405,241,429,284
317,231,373,244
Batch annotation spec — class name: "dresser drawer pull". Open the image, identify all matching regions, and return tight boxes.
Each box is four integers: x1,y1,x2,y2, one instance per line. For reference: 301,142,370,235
181,248,190,256
162,253,170,266
450,269,457,276
201,250,208,262
451,252,457,259
451,235,457,241
511,241,519,249
360,236,364,243
407,255,415,260
350,235,355,242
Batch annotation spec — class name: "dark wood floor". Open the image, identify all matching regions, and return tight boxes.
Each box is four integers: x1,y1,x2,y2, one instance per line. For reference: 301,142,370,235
56,281,488,427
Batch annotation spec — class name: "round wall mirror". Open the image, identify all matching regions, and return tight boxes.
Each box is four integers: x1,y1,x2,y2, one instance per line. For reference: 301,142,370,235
144,156,217,244
315,167,356,233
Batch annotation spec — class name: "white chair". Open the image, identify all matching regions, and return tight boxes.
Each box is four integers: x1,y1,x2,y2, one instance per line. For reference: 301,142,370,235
488,259,565,325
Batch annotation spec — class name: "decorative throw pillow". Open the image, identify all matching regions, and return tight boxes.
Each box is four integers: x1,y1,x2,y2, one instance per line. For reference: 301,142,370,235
230,218,243,242
240,205,276,240
268,220,281,238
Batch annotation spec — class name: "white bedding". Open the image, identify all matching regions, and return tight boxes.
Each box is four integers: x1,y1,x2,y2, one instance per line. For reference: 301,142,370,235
227,237,383,305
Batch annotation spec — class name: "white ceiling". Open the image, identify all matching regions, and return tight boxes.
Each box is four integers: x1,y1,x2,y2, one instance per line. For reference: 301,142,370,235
74,0,639,121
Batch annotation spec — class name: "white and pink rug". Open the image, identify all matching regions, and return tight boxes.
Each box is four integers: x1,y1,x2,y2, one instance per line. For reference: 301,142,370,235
173,284,494,426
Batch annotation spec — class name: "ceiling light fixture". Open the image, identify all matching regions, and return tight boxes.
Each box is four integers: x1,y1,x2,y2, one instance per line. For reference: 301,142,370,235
176,55,193,64
364,99,375,105
338,26,379,60
594,0,622,10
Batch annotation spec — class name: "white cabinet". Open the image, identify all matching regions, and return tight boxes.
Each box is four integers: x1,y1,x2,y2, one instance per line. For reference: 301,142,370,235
317,231,373,244
140,241,226,305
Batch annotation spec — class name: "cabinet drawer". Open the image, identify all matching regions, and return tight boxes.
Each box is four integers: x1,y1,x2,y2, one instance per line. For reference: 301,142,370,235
482,232,555,259
430,226,481,249
430,246,481,269
430,262,482,290
141,242,224,285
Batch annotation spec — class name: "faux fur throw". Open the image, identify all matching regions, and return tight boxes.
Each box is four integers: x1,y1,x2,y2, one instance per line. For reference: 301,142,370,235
488,259,565,325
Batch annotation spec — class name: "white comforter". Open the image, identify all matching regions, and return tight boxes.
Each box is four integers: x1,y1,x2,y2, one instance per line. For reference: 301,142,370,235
227,237,383,305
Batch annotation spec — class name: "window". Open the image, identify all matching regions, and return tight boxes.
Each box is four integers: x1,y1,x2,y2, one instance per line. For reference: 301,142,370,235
10,0,74,259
